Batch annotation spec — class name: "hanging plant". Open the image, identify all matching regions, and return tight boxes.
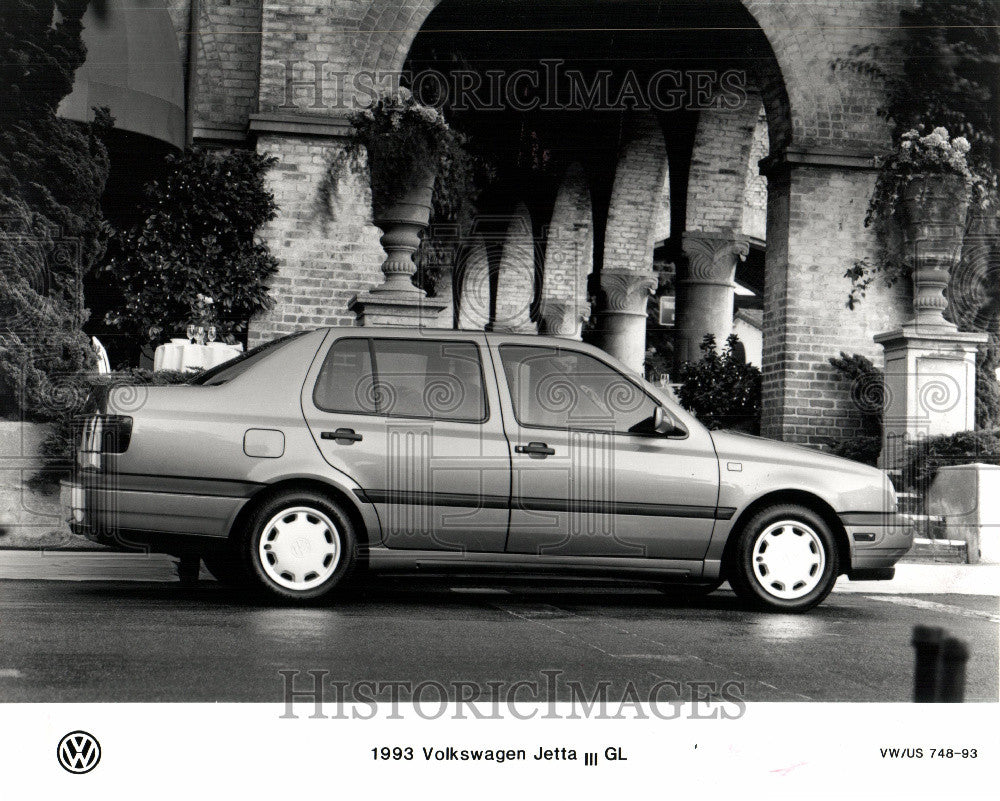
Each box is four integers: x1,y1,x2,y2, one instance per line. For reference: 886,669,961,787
326,89,488,295
846,127,984,308
327,90,474,217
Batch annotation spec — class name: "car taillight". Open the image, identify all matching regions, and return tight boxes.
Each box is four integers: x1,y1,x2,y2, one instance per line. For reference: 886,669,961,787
99,415,133,453
77,414,132,470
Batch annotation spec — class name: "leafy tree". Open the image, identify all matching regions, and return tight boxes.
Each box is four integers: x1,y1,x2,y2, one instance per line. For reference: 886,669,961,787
674,334,761,433
100,148,279,346
0,0,111,420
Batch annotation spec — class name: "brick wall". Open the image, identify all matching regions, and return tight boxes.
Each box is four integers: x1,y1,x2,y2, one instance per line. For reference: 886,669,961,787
247,135,384,345
194,1,264,134
761,164,910,445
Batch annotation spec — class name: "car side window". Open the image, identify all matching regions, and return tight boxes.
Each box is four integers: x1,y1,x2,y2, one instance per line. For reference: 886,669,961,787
371,339,487,422
499,344,657,434
313,337,378,414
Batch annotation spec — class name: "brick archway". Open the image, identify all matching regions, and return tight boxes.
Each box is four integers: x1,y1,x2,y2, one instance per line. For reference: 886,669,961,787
541,162,593,339
602,113,668,276
493,202,537,334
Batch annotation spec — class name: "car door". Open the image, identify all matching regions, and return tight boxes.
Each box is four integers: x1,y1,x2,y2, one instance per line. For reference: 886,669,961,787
490,339,721,560
302,332,511,553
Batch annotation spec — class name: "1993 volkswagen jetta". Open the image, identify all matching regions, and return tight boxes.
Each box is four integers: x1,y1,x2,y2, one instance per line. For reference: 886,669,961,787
70,327,910,611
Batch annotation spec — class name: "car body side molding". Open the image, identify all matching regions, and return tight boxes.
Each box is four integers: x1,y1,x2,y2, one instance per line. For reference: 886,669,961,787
354,488,735,520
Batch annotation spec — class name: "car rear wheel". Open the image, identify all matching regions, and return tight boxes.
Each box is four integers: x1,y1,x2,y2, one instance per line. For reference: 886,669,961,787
728,504,838,612
242,490,357,602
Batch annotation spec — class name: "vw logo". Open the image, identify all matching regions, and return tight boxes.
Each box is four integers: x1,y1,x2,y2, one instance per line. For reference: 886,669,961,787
57,731,101,774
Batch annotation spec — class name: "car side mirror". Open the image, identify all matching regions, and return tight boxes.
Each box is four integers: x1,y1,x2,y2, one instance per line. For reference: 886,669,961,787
653,405,687,437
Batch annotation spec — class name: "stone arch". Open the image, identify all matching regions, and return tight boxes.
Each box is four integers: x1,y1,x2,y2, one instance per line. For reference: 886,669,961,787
493,202,537,333
540,163,593,339
685,91,763,236
742,105,769,241
602,113,668,275
455,236,490,330
739,0,890,152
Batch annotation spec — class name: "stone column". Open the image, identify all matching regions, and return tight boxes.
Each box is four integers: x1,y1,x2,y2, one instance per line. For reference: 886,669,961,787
675,232,749,365
599,269,657,374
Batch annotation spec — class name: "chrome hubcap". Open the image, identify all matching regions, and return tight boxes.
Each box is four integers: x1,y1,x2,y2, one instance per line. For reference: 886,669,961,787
751,520,826,600
257,506,341,591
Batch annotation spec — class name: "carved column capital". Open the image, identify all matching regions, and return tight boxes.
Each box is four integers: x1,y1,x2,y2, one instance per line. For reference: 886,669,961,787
539,299,590,339
681,232,750,284
599,269,657,315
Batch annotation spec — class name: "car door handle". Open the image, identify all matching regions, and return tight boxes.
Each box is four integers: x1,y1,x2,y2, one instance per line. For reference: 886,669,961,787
515,441,555,457
321,428,363,443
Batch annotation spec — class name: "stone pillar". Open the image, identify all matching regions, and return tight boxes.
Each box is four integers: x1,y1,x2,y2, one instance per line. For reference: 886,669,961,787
875,327,986,467
757,151,911,446
676,232,749,364
599,269,657,374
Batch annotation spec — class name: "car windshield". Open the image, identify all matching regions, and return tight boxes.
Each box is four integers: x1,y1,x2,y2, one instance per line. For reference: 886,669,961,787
188,331,309,386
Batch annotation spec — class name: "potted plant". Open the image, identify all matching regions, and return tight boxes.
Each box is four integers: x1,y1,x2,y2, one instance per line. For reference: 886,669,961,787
865,127,982,328
332,90,472,296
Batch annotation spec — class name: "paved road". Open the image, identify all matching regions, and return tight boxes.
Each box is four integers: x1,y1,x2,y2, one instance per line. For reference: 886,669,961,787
0,572,996,703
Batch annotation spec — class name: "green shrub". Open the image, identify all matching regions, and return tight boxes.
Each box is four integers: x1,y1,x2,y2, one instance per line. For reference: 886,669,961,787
1,2,112,420
824,352,884,464
829,436,883,467
900,427,1000,492
674,334,761,433
100,148,279,348
0,279,97,422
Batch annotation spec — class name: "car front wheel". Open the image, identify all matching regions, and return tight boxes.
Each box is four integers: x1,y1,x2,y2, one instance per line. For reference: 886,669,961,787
728,504,839,612
243,490,357,602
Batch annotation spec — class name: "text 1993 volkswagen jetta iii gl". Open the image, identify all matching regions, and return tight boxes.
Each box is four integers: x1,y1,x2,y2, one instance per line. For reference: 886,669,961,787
70,327,911,611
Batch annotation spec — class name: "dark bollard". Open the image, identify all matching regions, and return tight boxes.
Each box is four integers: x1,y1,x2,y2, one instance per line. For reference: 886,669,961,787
938,637,969,703
911,625,945,702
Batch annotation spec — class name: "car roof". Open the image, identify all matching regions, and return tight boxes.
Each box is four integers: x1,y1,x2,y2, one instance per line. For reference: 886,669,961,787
320,326,587,349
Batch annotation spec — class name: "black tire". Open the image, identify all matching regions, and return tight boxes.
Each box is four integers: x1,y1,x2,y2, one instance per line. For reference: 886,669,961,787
241,489,357,603
727,504,839,612
202,549,247,586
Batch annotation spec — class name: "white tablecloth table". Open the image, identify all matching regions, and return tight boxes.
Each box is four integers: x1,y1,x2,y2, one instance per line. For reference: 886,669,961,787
153,339,244,373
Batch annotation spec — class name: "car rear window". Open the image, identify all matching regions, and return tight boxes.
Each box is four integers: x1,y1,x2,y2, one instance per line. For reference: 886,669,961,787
188,331,308,386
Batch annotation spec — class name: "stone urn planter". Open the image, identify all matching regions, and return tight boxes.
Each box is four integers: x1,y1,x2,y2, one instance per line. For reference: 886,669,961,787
899,173,970,329
368,164,436,296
